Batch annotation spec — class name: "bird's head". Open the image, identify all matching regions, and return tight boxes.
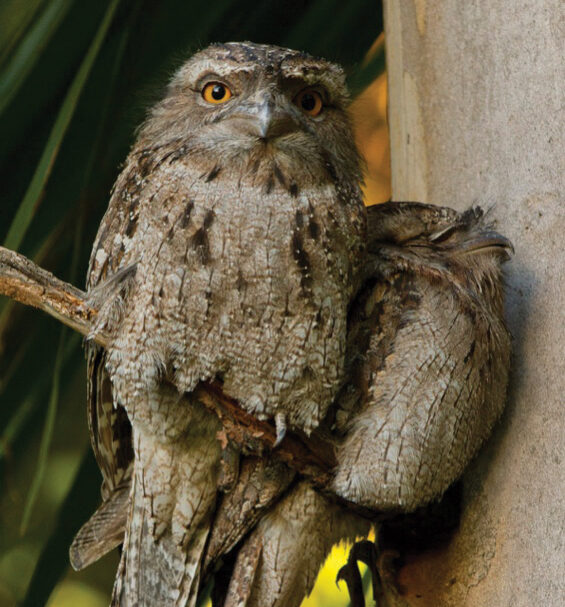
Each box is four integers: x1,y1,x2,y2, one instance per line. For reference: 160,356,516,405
137,42,362,191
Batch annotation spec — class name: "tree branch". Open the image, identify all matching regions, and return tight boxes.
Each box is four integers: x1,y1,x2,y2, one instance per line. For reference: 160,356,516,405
196,381,337,486
0,247,108,346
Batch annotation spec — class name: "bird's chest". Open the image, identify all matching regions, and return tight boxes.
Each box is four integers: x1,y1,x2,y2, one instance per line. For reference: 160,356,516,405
109,176,364,431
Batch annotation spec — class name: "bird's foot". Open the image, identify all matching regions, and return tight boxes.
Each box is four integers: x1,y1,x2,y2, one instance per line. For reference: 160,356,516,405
336,539,399,607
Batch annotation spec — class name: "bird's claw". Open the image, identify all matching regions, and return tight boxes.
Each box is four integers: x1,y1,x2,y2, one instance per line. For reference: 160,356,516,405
336,539,383,607
273,413,287,447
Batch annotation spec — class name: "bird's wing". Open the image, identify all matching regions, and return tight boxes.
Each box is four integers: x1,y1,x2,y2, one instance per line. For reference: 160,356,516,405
69,189,139,570
69,347,134,571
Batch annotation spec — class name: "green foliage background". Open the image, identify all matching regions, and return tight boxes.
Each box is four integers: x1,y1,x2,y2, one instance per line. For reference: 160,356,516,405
0,1,383,605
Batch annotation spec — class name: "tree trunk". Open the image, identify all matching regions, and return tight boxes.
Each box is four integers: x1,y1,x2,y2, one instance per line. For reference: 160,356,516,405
383,1,563,605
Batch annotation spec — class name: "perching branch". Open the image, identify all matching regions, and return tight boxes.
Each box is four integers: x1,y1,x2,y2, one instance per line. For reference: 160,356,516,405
0,245,337,486
197,381,337,486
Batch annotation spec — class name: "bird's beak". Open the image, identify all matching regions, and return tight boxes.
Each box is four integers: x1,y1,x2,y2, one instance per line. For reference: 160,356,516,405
450,231,515,260
253,100,296,139
231,95,298,140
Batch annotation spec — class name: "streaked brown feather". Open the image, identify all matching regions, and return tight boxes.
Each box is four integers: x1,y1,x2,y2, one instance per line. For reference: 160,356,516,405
70,484,129,571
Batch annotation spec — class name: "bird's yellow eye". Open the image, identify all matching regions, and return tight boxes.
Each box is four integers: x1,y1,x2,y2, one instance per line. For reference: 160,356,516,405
294,88,324,117
202,82,232,104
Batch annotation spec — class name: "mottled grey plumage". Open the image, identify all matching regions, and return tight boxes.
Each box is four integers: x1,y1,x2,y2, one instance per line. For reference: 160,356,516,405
75,41,365,606
70,41,511,607
333,202,512,512
204,202,512,607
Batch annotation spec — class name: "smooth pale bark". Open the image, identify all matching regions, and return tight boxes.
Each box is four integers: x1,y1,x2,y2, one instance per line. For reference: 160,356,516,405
383,1,563,606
